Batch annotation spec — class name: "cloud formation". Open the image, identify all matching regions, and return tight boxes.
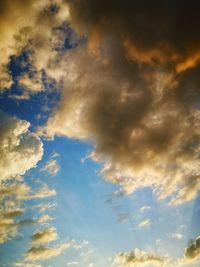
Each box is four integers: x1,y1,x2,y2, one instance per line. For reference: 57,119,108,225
25,242,71,261
112,248,164,267
41,159,60,176
0,0,70,90
37,0,200,205
184,236,200,260
0,111,43,181
1,0,200,205
31,227,58,244
0,111,44,243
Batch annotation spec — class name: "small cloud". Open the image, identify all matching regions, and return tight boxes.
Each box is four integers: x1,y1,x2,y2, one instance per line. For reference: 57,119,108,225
185,236,200,260
139,206,151,213
34,202,57,214
37,214,54,224
171,233,183,240
138,219,152,229
30,184,56,199
31,227,58,244
40,159,60,176
25,243,71,261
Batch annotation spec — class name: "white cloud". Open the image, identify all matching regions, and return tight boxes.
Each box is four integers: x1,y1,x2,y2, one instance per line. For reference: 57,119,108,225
41,159,60,176
30,184,56,199
138,219,152,229
139,206,151,213
112,249,164,267
0,111,43,181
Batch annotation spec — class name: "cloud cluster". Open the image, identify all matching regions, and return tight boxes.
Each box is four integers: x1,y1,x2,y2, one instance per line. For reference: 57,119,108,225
0,0,70,91
0,111,44,243
37,0,200,205
112,248,164,267
25,242,71,261
112,236,200,267
0,111,43,181
2,0,200,205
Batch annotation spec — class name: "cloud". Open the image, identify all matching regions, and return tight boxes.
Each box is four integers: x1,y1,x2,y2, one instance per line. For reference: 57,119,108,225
171,233,183,240
0,111,43,181
0,207,35,244
36,0,200,205
184,236,200,260
31,227,58,244
25,243,71,261
0,0,70,91
0,111,44,244
41,159,60,176
30,184,56,199
37,214,54,224
138,219,152,229
33,202,57,214
112,236,200,267
112,249,165,267
139,206,151,213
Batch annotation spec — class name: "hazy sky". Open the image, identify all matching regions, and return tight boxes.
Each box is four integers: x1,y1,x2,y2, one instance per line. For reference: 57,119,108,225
0,1,200,266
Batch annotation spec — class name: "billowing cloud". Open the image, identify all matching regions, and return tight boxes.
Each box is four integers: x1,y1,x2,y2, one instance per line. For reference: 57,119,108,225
0,111,44,244
37,0,200,205
112,249,165,267
0,0,70,90
31,227,58,244
184,236,200,261
0,111,43,181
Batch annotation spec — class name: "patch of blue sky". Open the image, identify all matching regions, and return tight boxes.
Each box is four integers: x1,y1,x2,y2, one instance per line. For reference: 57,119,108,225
0,54,61,129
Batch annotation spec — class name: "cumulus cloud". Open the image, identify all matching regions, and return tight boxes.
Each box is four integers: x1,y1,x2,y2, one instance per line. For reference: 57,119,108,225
112,249,165,267
1,0,200,206
184,236,200,261
0,111,43,181
112,236,200,267
25,242,71,261
31,227,58,244
36,0,200,205
0,0,70,90
0,111,44,244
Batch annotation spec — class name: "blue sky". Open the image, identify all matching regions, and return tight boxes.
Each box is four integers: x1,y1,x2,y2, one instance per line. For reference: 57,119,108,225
0,1,200,267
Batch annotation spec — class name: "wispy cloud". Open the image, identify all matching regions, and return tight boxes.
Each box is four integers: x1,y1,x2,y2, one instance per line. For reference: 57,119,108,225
138,219,152,229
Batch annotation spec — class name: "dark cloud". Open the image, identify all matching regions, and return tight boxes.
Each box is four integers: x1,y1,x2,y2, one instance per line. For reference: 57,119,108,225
37,0,200,204
185,236,200,259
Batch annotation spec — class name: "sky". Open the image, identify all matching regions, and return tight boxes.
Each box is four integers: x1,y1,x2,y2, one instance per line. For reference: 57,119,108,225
0,1,200,266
